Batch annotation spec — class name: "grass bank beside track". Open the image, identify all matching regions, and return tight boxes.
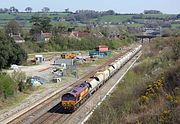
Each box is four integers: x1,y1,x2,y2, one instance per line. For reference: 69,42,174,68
86,37,180,124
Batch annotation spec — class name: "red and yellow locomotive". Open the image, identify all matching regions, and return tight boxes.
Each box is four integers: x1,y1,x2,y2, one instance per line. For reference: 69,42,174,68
61,83,90,111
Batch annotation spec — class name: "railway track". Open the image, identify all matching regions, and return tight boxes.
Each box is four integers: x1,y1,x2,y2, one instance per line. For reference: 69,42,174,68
2,47,132,124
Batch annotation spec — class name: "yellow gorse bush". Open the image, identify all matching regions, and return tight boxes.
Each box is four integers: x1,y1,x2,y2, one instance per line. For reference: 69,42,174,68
165,94,173,102
139,76,164,105
139,95,149,105
159,110,171,123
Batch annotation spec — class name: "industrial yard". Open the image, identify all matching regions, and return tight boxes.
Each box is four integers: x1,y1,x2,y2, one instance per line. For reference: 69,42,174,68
0,45,123,122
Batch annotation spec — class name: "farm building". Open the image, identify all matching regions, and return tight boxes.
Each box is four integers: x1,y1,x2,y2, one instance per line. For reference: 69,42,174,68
40,31,52,41
9,33,25,43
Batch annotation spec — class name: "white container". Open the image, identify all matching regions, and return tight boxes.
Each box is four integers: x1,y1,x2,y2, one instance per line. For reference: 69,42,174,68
108,66,115,76
87,78,99,93
94,73,104,84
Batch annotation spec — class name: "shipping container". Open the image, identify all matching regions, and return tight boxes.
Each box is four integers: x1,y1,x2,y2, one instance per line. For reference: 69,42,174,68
89,50,99,57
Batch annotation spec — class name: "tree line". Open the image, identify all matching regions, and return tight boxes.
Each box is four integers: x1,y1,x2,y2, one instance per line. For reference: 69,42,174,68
0,7,51,13
65,10,115,22
0,31,27,70
0,31,28,102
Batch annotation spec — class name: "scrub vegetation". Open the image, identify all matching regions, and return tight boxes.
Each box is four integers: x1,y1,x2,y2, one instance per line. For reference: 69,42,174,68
86,36,180,124
0,71,32,109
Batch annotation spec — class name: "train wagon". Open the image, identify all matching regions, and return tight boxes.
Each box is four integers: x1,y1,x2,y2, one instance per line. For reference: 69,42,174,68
108,66,116,76
61,83,90,111
93,72,104,86
87,78,99,94
97,70,109,81
115,60,121,69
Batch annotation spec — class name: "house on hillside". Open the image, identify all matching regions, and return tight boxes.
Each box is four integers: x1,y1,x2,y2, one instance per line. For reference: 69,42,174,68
40,31,52,42
69,31,92,39
9,33,25,43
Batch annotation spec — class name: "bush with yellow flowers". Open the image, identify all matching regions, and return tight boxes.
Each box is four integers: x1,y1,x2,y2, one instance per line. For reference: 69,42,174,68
159,110,171,123
165,94,173,102
139,95,149,105
139,76,164,105
165,94,180,108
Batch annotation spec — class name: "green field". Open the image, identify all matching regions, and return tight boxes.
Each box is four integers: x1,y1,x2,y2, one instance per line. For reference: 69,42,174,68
172,24,180,29
142,14,175,19
94,15,133,23
127,24,144,27
90,14,176,24
0,12,69,28
0,12,178,29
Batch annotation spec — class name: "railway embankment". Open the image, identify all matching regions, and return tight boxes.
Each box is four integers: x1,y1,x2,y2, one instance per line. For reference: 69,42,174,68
86,36,180,124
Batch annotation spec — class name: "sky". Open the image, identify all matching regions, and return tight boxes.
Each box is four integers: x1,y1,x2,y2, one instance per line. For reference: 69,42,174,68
0,0,180,14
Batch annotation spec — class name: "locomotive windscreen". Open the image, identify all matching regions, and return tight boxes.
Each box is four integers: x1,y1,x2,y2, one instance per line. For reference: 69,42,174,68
62,93,75,101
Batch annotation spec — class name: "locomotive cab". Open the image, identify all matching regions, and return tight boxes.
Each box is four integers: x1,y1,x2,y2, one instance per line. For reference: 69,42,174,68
61,93,76,110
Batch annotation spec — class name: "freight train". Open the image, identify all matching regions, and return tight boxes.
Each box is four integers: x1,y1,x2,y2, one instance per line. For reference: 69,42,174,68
61,45,142,112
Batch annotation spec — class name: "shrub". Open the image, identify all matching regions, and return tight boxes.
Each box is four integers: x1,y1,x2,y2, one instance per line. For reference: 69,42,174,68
164,63,180,93
0,74,16,99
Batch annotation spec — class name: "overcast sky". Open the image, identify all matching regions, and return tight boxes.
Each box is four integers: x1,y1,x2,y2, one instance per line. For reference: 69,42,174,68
0,0,180,14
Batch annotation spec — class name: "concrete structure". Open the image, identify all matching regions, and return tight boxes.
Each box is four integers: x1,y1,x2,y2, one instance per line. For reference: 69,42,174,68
136,35,158,43
54,59,74,67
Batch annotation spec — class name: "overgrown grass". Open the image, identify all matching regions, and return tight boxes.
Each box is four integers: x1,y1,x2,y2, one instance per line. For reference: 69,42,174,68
86,69,147,124
0,92,29,112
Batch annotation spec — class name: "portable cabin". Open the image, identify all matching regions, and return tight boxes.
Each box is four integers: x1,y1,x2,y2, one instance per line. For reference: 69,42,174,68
96,45,108,52
35,55,44,64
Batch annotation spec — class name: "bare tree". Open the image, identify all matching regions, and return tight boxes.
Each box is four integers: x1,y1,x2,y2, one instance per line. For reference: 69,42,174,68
5,20,22,35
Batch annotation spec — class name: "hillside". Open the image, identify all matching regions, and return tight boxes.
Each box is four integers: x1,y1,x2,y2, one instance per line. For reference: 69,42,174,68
0,12,180,29
86,36,180,124
0,12,69,28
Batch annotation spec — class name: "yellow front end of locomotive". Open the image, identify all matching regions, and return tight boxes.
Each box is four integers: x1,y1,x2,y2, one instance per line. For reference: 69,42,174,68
61,101,75,109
